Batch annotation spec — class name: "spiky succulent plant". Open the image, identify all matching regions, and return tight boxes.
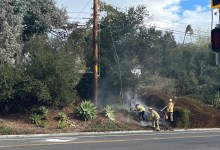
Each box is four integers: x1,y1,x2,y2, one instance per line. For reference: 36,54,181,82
104,105,115,121
75,101,97,121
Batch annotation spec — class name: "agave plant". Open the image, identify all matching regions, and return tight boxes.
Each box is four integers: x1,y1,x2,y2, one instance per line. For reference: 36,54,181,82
58,112,68,121
31,106,49,119
29,114,42,125
75,101,97,121
38,106,49,119
57,112,68,129
104,105,115,121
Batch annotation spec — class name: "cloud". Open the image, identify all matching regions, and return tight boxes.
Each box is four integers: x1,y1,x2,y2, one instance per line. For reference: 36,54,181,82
102,0,211,42
181,5,211,29
57,0,212,42
131,0,211,42
126,1,211,27
125,0,181,21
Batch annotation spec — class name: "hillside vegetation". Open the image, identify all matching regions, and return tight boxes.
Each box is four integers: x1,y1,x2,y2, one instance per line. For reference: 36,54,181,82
1,91,220,135
143,91,220,128
1,1,220,135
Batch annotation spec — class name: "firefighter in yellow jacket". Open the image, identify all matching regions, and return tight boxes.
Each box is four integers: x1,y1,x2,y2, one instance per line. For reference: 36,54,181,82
149,107,160,131
135,104,146,121
167,99,174,122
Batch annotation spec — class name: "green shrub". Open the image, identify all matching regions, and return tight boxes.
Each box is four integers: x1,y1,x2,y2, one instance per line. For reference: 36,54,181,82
24,36,85,107
0,126,15,135
104,105,115,121
40,121,48,128
38,106,49,119
57,120,67,129
30,106,49,128
29,114,42,125
31,106,49,119
75,100,97,121
57,112,68,129
58,112,68,121
174,107,191,128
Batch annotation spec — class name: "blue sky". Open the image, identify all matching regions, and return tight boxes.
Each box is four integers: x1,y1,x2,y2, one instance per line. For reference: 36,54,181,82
180,0,208,10
55,0,214,42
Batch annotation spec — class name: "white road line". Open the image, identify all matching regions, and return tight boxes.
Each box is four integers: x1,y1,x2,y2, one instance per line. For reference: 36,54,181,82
76,130,220,138
1,129,220,140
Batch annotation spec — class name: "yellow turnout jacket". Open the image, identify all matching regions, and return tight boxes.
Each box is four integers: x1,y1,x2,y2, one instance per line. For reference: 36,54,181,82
167,102,174,113
136,105,145,112
151,110,160,120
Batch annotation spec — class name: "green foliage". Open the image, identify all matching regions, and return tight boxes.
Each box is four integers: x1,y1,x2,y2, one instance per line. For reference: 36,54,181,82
0,0,25,65
0,64,52,114
99,4,150,73
57,112,68,129
0,0,72,113
104,105,115,121
17,77,51,103
95,3,178,100
211,92,220,109
24,36,85,106
57,120,67,129
31,106,49,119
1,28,85,113
38,106,49,119
0,0,68,66
75,101,98,121
95,3,218,108
22,0,68,41
0,125,15,135
29,114,42,125
0,65,19,101
30,106,49,128
41,121,48,128
174,107,191,128
1,0,220,123
58,112,68,121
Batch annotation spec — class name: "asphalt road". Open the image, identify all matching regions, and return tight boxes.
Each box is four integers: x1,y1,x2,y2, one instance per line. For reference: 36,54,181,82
1,129,220,150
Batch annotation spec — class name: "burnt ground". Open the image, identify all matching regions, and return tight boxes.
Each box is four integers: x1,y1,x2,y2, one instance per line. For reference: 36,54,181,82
143,91,220,128
1,91,220,135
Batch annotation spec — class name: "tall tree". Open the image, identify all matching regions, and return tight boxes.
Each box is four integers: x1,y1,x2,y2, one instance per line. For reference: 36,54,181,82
0,0,80,114
182,24,193,44
0,0,25,65
0,0,68,67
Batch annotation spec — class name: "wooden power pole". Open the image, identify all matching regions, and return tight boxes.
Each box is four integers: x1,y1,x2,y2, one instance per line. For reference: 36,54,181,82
93,0,99,106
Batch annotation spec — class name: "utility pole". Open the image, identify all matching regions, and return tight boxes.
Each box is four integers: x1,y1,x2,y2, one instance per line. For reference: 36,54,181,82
93,0,99,106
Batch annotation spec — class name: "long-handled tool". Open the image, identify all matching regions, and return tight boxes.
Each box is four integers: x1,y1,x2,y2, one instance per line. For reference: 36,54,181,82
160,106,167,112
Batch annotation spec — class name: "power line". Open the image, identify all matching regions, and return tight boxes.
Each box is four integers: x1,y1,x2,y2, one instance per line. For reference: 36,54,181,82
70,17,91,19
102,0,211,34
75,0,92,19
151,19,210,34
153,26,210,39
68,12,91,14
66,2,210,35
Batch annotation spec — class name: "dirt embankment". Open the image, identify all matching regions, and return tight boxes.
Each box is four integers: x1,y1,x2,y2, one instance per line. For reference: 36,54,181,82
1,91,220,135
142,90,220,128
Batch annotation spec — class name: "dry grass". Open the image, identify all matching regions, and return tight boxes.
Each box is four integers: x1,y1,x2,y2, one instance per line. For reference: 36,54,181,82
0,106,147,135
1,91,220,135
